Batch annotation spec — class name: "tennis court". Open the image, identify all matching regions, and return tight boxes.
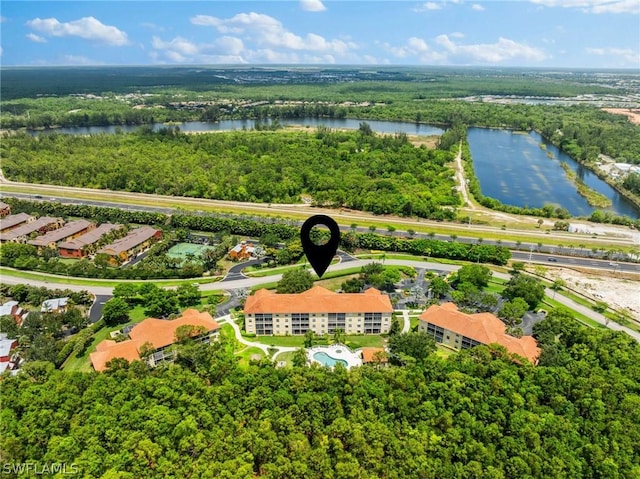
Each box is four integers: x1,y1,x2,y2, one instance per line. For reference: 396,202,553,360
167,242,211,260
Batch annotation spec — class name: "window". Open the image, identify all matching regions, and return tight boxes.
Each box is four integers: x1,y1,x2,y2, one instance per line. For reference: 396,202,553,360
291,313,310,335
364,312,383,334
328,312,346,333
254,314,273,335
426,323,445,343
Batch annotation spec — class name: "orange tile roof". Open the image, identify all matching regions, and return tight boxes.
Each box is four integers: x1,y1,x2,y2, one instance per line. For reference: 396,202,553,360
361,347,388,363
90,340,144,372
244,286,393,314
90,309,220,371
129,309,219,350
419,302,540,363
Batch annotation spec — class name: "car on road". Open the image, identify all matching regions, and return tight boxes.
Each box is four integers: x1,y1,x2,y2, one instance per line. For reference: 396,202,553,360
547,257,558,262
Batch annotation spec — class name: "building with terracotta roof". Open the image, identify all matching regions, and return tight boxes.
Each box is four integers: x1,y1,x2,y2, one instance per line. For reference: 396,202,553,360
0,216,63,243
28,219,94,249
361,347,388,364
418,302,540,363
58,223,122,258
229,241,256,261
244,286,393,335
90,309,220,372
0,301,27,326
0,202,10,218
0,212,34,232
97,226,162,265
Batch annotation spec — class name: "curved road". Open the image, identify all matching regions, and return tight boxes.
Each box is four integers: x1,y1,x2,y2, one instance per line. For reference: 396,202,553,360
2,258,638,342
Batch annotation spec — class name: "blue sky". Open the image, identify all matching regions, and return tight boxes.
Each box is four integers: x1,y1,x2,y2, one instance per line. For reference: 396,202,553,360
1,1,638,68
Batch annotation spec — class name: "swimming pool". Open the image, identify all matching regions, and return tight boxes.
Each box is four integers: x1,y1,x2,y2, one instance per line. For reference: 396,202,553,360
313,351,348,368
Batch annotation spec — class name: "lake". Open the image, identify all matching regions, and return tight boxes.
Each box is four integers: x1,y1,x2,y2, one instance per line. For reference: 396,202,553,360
29,119,638,218
467,128,639,218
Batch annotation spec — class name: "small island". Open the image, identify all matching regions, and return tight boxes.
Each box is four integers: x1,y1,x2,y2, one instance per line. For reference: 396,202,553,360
560,162,612,208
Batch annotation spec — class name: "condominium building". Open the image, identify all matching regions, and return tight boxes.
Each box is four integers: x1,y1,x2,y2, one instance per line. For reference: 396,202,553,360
418,302,540,363
244,286,393,336
90,309,220,372
28,219,94,249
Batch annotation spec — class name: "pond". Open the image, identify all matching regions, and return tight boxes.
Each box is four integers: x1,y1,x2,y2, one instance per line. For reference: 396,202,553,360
467,128,639,218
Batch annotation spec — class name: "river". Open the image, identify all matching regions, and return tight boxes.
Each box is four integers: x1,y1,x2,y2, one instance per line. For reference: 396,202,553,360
29,119,638,218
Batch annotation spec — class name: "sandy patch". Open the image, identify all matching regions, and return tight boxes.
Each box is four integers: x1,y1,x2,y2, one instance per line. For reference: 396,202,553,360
602,108,640,125
543,267,640,319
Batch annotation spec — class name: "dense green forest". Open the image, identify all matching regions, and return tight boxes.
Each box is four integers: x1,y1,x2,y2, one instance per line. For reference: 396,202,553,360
2,311,639,478
1,127,460,219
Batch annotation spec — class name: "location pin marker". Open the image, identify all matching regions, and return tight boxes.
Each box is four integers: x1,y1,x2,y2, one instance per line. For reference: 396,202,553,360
300,214,341,278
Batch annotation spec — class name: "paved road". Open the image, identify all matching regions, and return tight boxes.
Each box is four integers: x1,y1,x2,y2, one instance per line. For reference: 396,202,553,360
3,258,636,341
89,294,111,323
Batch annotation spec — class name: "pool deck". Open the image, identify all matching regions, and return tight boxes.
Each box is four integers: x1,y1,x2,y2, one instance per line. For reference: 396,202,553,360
307,344,363,369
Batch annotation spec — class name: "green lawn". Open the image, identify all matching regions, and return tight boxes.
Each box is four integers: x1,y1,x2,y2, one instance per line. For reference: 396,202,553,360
244,333,385,349
235,346,266,366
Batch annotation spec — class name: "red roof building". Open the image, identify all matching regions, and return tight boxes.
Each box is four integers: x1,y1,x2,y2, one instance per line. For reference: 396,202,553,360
28,219,94,249
418,302,540,363
244,286,393,335
90,309,220,372
97,226,162,265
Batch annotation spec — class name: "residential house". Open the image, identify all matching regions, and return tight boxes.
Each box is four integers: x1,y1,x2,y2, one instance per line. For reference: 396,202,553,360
244,286,393,335
41,297,69,313
97,226,162,265
90,309,220,372
418,302,540,363
28,219,94,250
229,241,255,261
0,301,28,326
0,333,18,374
0,202,10,218
0,216,63,243
0,212,34,232
58,223,122,258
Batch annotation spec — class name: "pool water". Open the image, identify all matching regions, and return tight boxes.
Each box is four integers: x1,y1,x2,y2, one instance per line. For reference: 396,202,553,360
313,352,348,368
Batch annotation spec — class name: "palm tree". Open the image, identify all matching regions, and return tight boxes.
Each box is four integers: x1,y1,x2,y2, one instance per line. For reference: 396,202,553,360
332,328,346,345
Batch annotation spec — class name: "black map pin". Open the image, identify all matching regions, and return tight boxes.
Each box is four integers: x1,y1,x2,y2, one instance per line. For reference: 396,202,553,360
300,214,341,278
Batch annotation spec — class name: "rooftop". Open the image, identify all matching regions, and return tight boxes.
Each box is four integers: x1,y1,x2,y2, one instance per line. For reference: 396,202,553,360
0,216,60,241
98,226,160,255
244,285,393,314
28,219,93,247
58,223,122,250
90,309,220,372
41,297,68,312
0,213,34,232
419,302,540,363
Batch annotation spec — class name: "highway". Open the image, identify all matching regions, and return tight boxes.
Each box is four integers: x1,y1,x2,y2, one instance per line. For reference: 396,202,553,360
2,191,639,274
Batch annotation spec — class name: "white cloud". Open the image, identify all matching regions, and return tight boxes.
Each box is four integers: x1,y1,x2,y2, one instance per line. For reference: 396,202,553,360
190,12,357,55
150,35,247,64
435,34,546,63
300,0,327,12
585,47,640,66
530,0,639,14
26,16,129,46
471,4,485,11
26,33,47,43
413,2,443,12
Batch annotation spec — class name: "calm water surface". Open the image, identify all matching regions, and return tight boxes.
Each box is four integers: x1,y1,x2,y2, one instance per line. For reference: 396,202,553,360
467,128,639,218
